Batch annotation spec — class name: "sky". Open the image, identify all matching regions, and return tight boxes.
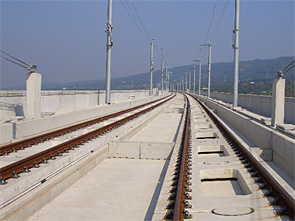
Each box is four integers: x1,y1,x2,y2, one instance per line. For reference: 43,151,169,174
0,0,294,89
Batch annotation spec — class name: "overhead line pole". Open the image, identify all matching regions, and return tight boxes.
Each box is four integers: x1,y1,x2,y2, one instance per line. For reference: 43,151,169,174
168,71,170,91
201,44,212,98
161,52,164,94
182,76,185,92
208,44,212,98
194,59,202,95
189,71,191,92
198,60,202,95
233,0,240,109
185,73,188,92
168,71,173,92
193,64,196,94
105,0,113,104
150,40,154,96
165,66,168,92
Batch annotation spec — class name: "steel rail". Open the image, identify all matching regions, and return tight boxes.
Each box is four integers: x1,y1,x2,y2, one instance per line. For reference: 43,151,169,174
0,94,176,183
0,94,173,156
164,94,192,220
172,95,191,220
191,94,295,219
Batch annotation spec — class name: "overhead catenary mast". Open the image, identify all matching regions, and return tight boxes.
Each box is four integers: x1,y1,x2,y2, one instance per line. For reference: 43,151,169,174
189,71,192,92
166,66,168,91
105,0,113,104
194,59,202,95
193,64,196,94
198,60,202,95
233,0,240,109
149,40,154,96
185,72,188,92
201,44,212,98
161,47,164,94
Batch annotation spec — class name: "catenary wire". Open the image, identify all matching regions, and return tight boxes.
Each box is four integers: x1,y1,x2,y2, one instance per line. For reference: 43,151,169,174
282,61,295,73
120,1,164,67
0,50,30,66
130,0,152,42
198,0,218,60
120,0,150,43
1,56,28,69
211,0,229,42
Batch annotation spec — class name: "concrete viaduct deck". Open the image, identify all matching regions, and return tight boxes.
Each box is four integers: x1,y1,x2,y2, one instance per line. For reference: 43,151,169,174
0,92,294,220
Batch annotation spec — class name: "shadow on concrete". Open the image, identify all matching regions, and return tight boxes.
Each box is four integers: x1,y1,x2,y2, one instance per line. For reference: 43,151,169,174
0,102,15,111
144,151,172,221
173,110,184,142
0,102,24,116
144,99,185,220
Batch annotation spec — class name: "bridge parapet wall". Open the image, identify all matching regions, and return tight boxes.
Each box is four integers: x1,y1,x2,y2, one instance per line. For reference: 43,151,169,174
0,90,150,121
196,94,294,179
208,92,295,124
0,90,162,145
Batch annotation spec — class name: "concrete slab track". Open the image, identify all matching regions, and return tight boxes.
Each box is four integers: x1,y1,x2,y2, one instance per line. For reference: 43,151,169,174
1,93,294,221
28,159,166,221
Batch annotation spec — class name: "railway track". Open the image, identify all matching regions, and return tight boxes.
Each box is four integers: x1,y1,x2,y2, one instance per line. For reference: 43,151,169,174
163,93,294,220
0,93,175,184
164,94,192,220
0,94,173,156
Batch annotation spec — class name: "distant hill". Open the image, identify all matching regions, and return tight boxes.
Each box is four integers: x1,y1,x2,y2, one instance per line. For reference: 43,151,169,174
3,56,294,90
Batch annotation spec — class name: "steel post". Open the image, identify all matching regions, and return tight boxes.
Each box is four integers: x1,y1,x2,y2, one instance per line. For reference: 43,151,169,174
105,0,113,104
208,44,212,98
150,41,154,96
233,0,240,108
198,60,202,95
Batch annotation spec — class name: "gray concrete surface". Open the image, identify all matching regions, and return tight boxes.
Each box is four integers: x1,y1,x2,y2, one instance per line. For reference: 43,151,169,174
271,78,285,126
22,95,185,221
128,109,182,143
26,73,41,119
0,92,168,145
0,90,152,121
153,95,293,221
196,94,295,179
109,141,174,160
0,95,172,214
1,93,182,221
205,91,295,124
2,92,293,221
27,159,166,221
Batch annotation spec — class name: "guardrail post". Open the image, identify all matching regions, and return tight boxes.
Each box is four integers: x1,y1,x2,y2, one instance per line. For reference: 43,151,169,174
271,78,285,127
26,72,41,118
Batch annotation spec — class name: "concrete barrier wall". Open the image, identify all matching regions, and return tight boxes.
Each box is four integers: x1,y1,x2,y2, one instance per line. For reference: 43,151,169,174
196,95,294,178
0,123,13,145
285,97,295,124
0,90,150,120
207,92,295,124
